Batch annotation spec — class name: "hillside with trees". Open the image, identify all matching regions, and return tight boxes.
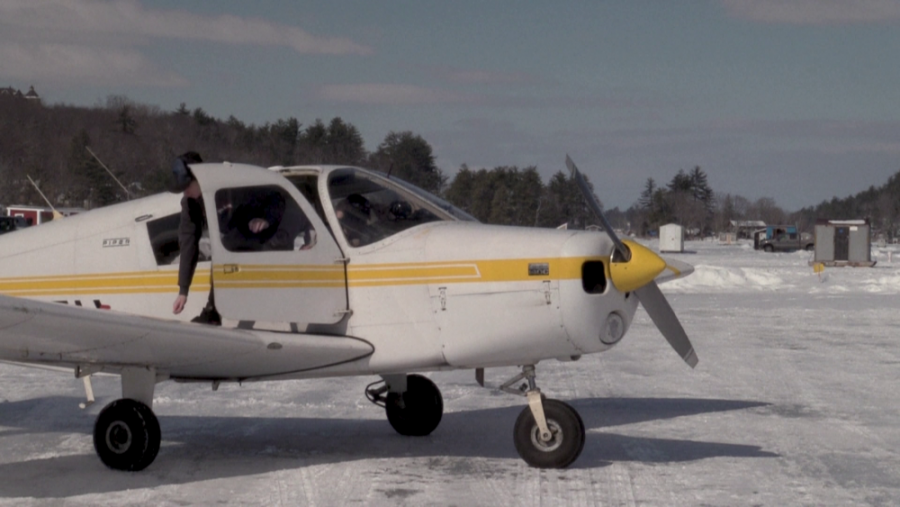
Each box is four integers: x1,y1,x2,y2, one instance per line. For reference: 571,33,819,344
1,93,898,238
0,94,600,229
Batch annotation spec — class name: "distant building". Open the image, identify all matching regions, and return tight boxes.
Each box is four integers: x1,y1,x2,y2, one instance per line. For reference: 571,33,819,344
0,85,40,102
24,85,40,102
6,205,52,226
0,86,24,98
812,219,875,267
659,223,684,253
5,205,81,226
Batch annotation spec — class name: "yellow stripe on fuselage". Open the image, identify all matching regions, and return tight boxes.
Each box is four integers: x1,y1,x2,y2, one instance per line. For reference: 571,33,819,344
0,256,609,296
216,257,606,289
0,270,206,297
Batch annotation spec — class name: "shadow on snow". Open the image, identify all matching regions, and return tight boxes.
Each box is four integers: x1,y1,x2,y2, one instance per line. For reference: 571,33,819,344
0,395,776,498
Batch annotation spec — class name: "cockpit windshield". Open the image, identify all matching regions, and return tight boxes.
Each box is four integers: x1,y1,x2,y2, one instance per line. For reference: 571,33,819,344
327,168,473,247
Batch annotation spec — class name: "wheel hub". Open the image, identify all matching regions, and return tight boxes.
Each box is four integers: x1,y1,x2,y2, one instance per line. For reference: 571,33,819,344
530,420,563,452
106,420,133,454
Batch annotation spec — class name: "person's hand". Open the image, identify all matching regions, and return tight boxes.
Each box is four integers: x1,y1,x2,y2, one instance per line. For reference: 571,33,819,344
173,294,187,314
249,218,269,233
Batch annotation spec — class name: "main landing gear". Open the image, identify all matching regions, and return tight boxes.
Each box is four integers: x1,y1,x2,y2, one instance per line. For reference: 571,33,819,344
365,366,585,469
366,374,444,436
92,367,163,471
93,398,160,471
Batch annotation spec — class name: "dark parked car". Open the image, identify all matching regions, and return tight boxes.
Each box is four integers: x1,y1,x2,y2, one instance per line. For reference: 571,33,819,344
0,216,30,235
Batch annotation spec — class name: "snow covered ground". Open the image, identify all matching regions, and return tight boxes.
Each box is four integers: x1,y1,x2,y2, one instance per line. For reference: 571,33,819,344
2,239,900,506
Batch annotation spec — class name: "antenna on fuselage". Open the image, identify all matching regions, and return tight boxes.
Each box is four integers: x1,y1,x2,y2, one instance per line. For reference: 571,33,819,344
25,175,63,220
86,146,132,200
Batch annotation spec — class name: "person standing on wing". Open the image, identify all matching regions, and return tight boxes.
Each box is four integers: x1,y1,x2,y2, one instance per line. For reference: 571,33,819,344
169,151,221,325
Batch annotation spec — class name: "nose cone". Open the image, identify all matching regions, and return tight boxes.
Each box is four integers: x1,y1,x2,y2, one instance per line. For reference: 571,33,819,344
609,240,667,293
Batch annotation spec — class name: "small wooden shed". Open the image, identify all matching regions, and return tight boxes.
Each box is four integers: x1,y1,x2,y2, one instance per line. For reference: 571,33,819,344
812,219,875,267
659,223,684,253
5,205,54,225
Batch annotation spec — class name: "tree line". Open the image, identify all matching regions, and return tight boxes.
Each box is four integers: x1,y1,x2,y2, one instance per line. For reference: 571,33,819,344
627,166,900,240
1,93,898,238
0,94,597,228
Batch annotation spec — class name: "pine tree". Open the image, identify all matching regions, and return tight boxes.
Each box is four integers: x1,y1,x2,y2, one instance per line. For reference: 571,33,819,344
324,117,365,165
444,164,475,214
689,166,714,213
68,130,117,207
639,178,656,210
369,132,445,194
667,169,692,193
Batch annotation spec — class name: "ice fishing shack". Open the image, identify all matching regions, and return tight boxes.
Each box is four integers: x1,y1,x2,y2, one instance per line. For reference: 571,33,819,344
812,219,875,267
659,223,684,253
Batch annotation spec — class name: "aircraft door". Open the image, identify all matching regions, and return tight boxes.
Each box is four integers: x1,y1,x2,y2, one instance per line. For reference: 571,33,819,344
191,164,347,325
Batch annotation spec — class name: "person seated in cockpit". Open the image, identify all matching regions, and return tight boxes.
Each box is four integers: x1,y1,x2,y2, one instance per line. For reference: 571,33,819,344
335,193,373,247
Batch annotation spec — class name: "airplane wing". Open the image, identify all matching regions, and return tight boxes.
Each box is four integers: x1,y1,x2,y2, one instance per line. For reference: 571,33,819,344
0,294,372,381
655,257,695,285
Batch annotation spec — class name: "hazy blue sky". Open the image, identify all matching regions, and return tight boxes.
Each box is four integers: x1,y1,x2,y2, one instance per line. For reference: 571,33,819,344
1,0,898,210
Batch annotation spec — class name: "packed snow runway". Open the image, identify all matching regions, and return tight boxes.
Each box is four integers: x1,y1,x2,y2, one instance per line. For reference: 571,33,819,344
2,240,900,506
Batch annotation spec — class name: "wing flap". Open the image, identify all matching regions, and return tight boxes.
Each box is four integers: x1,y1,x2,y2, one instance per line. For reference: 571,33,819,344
0,295,372,379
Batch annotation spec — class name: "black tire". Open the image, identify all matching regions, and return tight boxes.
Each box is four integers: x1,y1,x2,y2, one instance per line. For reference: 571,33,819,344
763,244,774,253
513,399,585,469
385,374,443,436
93,399,161,471
805,243,815,251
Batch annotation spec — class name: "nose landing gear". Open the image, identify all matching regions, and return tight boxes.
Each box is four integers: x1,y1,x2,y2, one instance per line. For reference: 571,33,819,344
502,365,585,469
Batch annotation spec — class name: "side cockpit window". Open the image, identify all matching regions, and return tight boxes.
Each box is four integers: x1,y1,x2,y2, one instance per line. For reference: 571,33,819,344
328,170,445,247
284,174,329,227
214,185,316,252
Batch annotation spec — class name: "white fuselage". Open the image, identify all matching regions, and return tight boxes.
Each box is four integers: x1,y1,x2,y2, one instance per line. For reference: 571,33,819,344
0,165,637,380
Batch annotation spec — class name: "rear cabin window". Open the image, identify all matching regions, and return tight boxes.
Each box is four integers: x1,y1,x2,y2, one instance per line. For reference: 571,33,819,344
146,212,212,266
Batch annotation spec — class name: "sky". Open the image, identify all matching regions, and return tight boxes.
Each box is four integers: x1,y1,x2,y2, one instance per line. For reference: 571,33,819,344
0,0,898,210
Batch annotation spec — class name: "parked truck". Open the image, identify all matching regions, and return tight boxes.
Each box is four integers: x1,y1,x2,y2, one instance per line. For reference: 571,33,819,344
754,225,814,252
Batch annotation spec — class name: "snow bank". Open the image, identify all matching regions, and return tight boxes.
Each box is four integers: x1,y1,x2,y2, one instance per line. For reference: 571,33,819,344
665,265,790,293
653,239,900,295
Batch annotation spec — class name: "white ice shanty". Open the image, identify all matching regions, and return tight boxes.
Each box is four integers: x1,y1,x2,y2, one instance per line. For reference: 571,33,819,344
659,223,684,253
812,219,875,267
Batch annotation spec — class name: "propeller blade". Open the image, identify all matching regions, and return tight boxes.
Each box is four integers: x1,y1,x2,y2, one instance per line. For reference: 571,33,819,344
654,256,694,285
634,281,698,368
565,155,697,368
565,155,631,262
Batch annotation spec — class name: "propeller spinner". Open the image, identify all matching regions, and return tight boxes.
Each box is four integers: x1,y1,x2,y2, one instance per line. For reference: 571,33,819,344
566,155,698,368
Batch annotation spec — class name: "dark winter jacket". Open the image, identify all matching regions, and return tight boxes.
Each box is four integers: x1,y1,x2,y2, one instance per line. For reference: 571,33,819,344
177,196,205,296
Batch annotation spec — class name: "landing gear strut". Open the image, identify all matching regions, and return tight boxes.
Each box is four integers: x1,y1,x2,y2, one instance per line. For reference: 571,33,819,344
366,374,444,436
502,365,585,469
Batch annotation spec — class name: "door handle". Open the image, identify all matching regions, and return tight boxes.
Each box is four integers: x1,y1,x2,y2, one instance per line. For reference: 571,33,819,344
222,264,240,274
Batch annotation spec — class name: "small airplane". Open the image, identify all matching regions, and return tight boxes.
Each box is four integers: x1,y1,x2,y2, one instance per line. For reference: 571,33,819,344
0,155,697,471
